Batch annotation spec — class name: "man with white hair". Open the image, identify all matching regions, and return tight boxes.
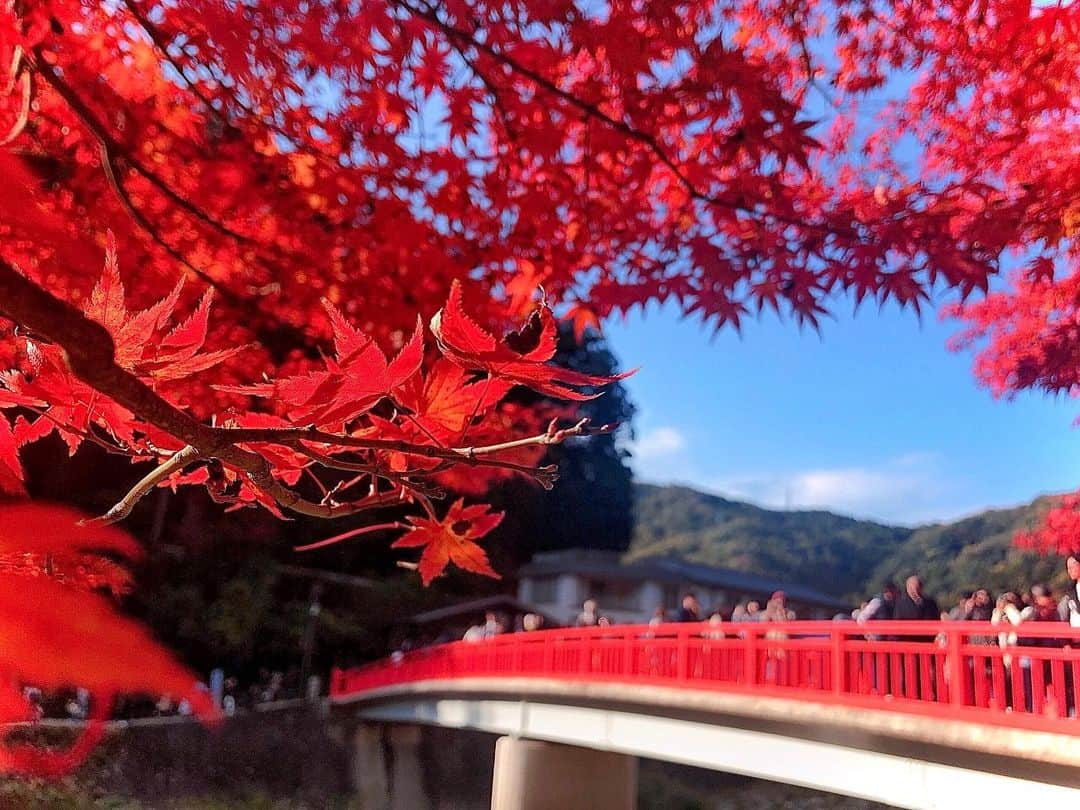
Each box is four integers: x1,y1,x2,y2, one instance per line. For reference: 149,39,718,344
576,599,599,627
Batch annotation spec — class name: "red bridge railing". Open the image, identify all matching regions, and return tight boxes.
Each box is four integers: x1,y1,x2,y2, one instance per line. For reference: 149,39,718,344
331,621,1080,734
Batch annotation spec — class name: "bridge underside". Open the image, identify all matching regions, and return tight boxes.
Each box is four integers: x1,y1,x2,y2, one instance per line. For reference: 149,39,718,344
339,678,1080,809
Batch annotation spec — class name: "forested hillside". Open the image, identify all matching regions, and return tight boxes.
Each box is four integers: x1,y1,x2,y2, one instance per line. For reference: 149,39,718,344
628,484,910,600
629,484,1068,602
868,499,1064,601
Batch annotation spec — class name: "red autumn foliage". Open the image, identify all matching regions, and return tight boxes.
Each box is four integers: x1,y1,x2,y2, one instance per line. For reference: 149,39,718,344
0,503,215,776
0,0,1075,775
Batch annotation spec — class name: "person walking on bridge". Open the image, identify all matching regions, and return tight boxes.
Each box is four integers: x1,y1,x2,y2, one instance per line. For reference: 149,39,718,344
895,576,940,699
896,576,940,626
675,592,703,623
857,581,899,694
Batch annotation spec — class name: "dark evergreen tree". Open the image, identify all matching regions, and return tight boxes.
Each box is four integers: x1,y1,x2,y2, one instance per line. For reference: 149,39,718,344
486,325,636,568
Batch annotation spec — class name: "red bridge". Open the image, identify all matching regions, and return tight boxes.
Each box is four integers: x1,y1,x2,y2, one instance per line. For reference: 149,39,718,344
331,621,1080,810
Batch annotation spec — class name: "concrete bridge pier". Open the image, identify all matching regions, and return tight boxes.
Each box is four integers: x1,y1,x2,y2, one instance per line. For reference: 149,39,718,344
491,736,637,810
350,725,389,810
350,724,433,810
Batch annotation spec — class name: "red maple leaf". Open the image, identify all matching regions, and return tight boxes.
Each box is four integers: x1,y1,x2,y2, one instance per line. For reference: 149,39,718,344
84,233,248,382
367,359,512,474
218,302,424,427
0,502,141,596
396,359,513,440
392,498,503,585
0,415,25,496
431,281,633,400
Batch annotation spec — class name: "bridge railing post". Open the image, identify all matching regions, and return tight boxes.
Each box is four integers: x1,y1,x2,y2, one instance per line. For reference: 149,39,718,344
744,628,758,687
511,636,523,675
832,629,845,696
676,626,689,683
948,626,966,708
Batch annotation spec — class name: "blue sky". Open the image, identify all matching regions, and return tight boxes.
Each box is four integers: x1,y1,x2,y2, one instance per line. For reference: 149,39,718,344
607,300,1080,527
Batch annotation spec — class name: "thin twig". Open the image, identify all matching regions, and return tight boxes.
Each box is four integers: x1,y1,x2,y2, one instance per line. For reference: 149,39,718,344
85,445,201,525
0,261,600,522
97,140,230,295
216,418,612,461
393,0,855,239
294,521,408,552
0,69,31,146
292,444,447,496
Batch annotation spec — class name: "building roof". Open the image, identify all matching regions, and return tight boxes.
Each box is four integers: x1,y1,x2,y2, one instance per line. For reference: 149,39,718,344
519,550,849,610
409,595,558,626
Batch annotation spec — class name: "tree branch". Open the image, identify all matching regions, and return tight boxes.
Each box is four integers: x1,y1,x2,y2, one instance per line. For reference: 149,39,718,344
217,417,611,465
30,55,257,247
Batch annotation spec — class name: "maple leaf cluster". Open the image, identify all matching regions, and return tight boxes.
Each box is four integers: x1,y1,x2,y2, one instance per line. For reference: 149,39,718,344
0,0,1074,343
0,238,621,547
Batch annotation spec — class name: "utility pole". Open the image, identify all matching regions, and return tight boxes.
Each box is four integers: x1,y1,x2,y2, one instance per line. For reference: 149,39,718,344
299,581,323,698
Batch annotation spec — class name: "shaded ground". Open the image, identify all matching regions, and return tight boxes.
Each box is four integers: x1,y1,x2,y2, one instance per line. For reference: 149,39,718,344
3,767,891,810
2,777,889,810
2,711,892,809
639,760,891,810
0,782,356,810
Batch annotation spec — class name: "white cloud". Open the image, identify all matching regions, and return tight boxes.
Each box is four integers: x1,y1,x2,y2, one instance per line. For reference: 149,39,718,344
630,426,687,461
697,452,968,525
632,439,990,525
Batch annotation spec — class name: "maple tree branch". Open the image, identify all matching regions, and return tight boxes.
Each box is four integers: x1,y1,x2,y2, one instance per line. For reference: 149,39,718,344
96,140,231,296
26,51,320,360
18,402,134,458
0,260,218,447
794,30,836,107
289,445,447,497
30,56,257,248
217,418,612,464
0,69,31,146
254,476,414,519
236,422,578,488
0,260,583,521
0,259,293,513
117,0,344,173
118,0,221,119
87,445,201,525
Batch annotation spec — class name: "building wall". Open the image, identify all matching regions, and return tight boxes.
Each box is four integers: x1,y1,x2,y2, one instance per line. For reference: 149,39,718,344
520,573,843,625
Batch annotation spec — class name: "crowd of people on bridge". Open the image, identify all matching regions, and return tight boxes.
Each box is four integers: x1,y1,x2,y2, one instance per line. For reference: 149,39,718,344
855,557,1080,639
459,556,1080,649
449,557,1080,716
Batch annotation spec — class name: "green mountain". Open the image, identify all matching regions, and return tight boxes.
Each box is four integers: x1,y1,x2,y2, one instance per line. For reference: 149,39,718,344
868,499,1063,602
628,484,1067,603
